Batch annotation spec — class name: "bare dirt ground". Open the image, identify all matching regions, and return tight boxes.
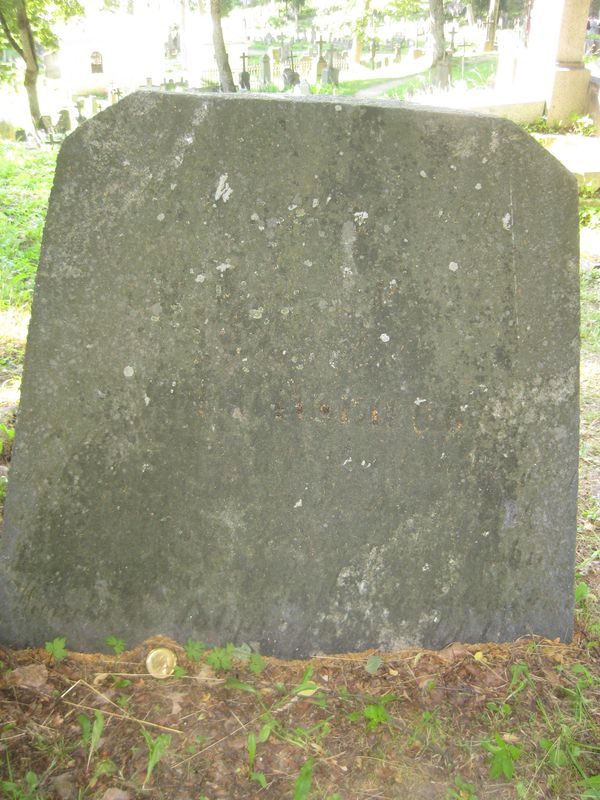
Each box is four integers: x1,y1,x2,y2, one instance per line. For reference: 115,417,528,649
1,633,599,800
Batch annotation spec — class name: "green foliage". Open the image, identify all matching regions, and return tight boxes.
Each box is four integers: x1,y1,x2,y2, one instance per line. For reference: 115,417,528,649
140,729,171,788
482,733,523,780
0,422,15,457
348,693,397,731
0,0,83,75
293,757,314,800
292,665,318,696
247,731,267,789
0,143,57,309
205,642,257,672
86,710,105,770
206,645,233,671
579,182,600,229
384,56,496,101
385,0,424,21
570,114,596,136
184,638,206,662
104,635,126,655
1,768,42,800
77,713,91,748
365,654,382,674
448,775,478,799
249,652,266,674
44,636,67,661
581,267,600,353
88,758,117,788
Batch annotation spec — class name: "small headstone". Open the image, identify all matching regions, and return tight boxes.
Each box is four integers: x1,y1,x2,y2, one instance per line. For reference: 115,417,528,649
261,54,271,85
293,78,311,95
0,93,579,658
55,109,71,134
282,67,300,89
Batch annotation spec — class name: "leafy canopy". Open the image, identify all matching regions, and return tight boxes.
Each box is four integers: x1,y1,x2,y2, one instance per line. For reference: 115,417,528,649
0,0,83,83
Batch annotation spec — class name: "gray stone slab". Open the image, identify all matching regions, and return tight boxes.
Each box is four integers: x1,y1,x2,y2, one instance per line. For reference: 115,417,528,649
0,92,579,657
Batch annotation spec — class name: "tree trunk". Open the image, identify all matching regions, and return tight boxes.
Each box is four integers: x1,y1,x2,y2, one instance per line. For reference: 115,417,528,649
15,0,42,127
485,0,500,50
429,0,446,64
210,0,235,92
350,0,371,64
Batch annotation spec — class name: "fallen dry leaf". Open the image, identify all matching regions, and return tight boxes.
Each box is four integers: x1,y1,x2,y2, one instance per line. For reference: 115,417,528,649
438,643,470,662
170,692,185,716
6,663,48,690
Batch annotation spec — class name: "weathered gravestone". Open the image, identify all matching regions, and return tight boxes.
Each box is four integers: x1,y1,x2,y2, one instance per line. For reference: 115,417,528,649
0,92,579,657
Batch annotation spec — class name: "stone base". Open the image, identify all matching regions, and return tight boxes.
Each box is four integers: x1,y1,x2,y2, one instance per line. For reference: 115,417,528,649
547,64,591,126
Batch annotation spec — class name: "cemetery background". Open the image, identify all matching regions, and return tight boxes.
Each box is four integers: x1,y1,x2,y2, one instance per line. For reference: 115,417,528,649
0,2,599,799
2,0,600,136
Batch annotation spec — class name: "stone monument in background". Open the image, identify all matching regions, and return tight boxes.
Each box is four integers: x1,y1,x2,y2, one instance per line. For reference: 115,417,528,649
0,93,579,657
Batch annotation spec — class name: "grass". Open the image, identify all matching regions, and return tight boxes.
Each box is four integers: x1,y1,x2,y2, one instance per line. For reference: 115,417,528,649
0,143,57,310
382,54,497,101
0,135,599,798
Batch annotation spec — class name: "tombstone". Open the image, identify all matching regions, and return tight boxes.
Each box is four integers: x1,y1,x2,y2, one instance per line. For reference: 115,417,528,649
282,66,300,89
293,78,311,95
0,93,579,658
321,47,339,85
261,54,271,85
90,51,103,74
55,109,71,134
298,55,312,78
239,52,250,91
74,98,86,124
313,36,327,83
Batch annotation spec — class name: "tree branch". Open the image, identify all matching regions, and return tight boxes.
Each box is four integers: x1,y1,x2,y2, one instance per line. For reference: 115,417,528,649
17,0,38,72
0,8,25,59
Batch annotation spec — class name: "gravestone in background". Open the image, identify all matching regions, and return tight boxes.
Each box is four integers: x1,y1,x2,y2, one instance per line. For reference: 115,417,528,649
0,93,579,657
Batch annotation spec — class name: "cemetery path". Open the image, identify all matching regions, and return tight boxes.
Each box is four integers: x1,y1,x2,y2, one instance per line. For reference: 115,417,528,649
355,77,418,98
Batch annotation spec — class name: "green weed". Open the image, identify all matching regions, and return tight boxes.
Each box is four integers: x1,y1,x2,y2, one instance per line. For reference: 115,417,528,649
1,769,42,800
247,732,267,789
104,635,125,656
293,757,315,800
140,729,171,788
0,423,15,458
347,692,397,732
482,733,523,779
184,638,206,662
44,636,67,662
87,757,117,788
86,710,105,771
0,143,57,309
365,654,382,674
581,267,600,353
448,775,479,799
